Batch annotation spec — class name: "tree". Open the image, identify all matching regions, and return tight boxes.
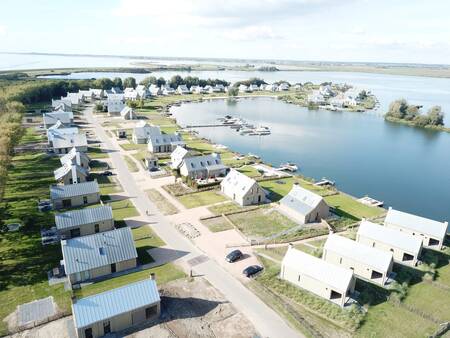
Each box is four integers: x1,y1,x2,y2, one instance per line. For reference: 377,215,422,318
386,99,409,119
93,78,113,90
123,77,137,89
228,87,239,97
112,77,123,89
169,75,183,89
426,106,444,126
139,76,157,87
156,77,166,87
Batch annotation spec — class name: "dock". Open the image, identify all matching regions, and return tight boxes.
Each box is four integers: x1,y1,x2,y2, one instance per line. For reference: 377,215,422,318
314,178,335,187
185,124,232,128
357,196,384,207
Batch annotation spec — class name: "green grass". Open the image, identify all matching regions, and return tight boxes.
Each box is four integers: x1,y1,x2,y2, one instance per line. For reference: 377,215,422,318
108,199,139,220
207,202,245,215
238,165,263,178
201,216,234,232
119,142,147,151
0,152,71,335
89,159,109,172
18,127,44,144
146,189,178,215
227,208,298,239
132,226,165,265
87,146,109,159
73,263,185,298
177,190,227,208
123,155,139,172
90,174,123,195
184,139,218,154
324,193,386,220
259,177,328,202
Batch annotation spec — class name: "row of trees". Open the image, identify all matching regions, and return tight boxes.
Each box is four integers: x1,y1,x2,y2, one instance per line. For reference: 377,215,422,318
139,75,229,89
386,99,445,127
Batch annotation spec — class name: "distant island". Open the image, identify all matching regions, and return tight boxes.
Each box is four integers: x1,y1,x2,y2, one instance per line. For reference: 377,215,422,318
385,99,449,132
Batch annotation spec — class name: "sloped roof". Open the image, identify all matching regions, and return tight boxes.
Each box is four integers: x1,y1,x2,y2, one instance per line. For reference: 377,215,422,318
52,133,87,149
50,180,99,200
53,164,88,181
385,208,447,239
282,246,353,292
72,278,160,329
181,153,225,173
120,106,134,117
43,111,73,126
47,127,79,142
62,227,137,274
324,234,393,273
148,132,183,146
170,146,189,168
60,147,89,166
220,169,258,198
279,184,325,216
358,220,422,254
55,205,113,230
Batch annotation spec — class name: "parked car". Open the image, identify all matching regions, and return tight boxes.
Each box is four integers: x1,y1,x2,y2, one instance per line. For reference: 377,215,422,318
101,170,113,176
242,265,263,278
226,249,243,263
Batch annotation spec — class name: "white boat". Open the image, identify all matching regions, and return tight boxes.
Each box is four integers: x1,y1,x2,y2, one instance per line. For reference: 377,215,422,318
249,126,271,135
279,162,298,172
239,127,254,135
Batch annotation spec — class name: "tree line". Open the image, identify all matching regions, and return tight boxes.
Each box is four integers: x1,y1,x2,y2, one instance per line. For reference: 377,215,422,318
385,99,445,127
139,75,229,89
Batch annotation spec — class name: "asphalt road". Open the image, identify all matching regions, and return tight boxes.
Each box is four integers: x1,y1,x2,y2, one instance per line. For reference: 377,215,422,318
84,106,302,338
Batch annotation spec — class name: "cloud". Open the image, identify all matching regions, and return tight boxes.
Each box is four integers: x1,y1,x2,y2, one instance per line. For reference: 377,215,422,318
222,25,283,41
113,0,339,27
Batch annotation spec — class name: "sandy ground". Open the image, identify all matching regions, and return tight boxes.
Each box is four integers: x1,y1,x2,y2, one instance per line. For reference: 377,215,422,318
8,278,257,338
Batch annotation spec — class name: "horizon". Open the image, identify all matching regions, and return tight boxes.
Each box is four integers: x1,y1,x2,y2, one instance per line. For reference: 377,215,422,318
1,0,450,65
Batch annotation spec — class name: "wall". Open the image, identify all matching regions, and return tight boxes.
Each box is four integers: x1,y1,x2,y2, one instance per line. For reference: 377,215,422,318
58,219,114,239
52,192,100,209
384,222,443,250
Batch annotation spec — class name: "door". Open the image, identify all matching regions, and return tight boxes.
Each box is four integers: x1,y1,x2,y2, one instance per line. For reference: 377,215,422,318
103,321,111,334
84,328,93,338
83,196,88,204
62,199,72,208
95,224,100,233
111,263,116,273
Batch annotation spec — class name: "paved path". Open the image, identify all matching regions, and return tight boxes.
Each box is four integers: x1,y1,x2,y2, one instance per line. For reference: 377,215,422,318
84,105,301,338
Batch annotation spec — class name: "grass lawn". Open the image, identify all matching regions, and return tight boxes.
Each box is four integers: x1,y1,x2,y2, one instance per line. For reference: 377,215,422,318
87,146,109,159
185,139,218,154
119,142,147,151
201,216,234,232
73,263,185,299
124,155,139,172
160,126,178,134
324,193,386,220
227,208,298,239
132,226,165,265
177,190,227,208
259,177,328,202
90,174,123,195
207,202,245,215
146,189,178,215
18,127,45,145
0,152,71,335
238,165,263,178
89,159,109,172
107,199,139,220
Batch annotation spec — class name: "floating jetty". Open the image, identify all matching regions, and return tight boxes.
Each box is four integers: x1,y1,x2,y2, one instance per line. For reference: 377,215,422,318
357,196,384,207
314,178,336,187
277,162,299,172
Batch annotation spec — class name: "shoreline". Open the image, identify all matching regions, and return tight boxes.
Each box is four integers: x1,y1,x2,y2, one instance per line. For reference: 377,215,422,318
384,116,450,133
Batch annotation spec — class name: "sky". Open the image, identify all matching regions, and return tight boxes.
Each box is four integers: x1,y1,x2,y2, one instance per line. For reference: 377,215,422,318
0,0,450,64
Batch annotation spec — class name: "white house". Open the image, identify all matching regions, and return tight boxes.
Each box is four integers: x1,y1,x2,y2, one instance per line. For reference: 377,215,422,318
249,84,260,91
120,106,135,120
89,88,104,99
280,245,355,307
43,111,74,129
124,89,139,101
149,84,162,96
238,84,251,93
170,146,190,170
47,123,79,145
52,133,88,154
191,86,205,94
179,153,228,179
52,99,72,110
357,220,423,266
277,83,289,91
50,180,100,209
307,90,326,105
279,184,329,224
177,85,190,95
54,164,89,185
136,85,148,99
107,94,125,115
132,121,161,144
60,147,90,169
220,169,264,206
319,85,334,98
148,132,185,153
384,207,448,250
79,90,94,101
323,234,394,286
162,85,175,96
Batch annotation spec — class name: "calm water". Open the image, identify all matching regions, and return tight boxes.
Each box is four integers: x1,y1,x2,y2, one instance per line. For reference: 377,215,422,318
171,97,450,221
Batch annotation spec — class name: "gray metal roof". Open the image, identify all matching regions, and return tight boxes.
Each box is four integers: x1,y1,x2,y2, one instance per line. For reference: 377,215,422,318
279,184,324,216
72,278,160,329
50,180,99,200
62,227,137,274
55,205,113,230
358,220,423,254
52,133,87,149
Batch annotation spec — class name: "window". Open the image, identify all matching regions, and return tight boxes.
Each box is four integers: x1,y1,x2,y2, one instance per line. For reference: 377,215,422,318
145,305,158,319
298,275,301,282
103,321,111,334
84,328,93,338
83,196,88,204
372,242,375,247
95,224,100,233
70,228,80,238
339,257,342,264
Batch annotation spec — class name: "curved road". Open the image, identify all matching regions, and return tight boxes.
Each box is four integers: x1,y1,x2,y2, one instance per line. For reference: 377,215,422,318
84,105,301,338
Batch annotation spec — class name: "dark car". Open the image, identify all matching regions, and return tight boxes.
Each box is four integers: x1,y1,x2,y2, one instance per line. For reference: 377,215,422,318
101,171,113,176
242,265,263,278
226,249,243,263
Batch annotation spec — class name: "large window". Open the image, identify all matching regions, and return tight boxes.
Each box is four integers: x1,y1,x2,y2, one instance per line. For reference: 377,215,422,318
84,328,93,338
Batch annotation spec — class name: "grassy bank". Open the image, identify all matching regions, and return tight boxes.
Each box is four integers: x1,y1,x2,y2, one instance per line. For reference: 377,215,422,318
385,116,450,133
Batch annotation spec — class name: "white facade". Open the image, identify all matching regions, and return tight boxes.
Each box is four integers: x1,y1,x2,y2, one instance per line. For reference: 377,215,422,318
170,146,189,170
220,169,264,206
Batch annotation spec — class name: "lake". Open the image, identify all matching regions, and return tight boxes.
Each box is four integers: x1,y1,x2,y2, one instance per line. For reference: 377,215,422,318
171,97,450,222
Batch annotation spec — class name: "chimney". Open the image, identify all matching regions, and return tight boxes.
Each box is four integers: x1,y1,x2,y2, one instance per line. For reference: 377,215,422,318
150,273,156,281
288,243,294,249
